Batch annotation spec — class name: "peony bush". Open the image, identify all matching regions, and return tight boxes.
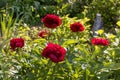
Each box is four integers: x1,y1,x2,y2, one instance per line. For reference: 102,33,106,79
0,14,120,80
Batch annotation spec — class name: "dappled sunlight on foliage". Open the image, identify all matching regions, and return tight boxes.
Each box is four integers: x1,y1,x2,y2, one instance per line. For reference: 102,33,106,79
0,0,120,80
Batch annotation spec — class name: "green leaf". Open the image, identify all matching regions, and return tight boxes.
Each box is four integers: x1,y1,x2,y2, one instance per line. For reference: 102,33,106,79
104,62,120,70
7,13,13,29
75,44,89,57
110,63,120,70
73,73,79,78
31,6,34,12
33,39,47,43
94,46,101,54
1,18,6,35
62,39,77,47
65,59,72,72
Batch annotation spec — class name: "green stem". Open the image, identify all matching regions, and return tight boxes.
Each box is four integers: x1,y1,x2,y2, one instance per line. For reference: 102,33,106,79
86,69,88,80
51,63,56,80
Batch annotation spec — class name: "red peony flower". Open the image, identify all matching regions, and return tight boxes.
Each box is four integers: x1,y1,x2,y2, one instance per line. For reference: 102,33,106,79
42,14,62,28
91,38,109,46
70,22,84,32
38,30,49,38
10,38,24,50
41,43,66,63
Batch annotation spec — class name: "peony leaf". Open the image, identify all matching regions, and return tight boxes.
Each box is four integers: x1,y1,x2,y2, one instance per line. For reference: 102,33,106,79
104,62,120,70
23,36,31,40
80,17,90,24
33,39,47,43
62,39,77,47
31,6,34,12
36,14,40,17
73,73,79,78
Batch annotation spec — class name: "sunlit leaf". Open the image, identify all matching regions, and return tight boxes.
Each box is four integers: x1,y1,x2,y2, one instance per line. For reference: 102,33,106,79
33,39,47,43
97,29,104,35
116,21,120,26
62,39,77,47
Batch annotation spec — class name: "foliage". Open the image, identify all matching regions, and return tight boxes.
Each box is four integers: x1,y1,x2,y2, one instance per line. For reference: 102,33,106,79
0,10,22,50
0,0,120,80
0,0,69,25
0,13,120,79
1,0,120,29
72,0,120,31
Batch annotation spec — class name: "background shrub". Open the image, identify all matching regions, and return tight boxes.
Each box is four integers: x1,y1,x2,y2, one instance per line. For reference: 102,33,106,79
71,0,120,32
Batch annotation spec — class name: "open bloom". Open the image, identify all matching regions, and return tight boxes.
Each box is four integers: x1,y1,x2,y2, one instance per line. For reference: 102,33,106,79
42,14,62,28
91,38,109,46
41,43,66,63
10,38,24,50
70,22,84,32
38,30,49,38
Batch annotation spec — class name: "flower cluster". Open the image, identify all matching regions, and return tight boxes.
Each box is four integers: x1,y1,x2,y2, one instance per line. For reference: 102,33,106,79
42,14,62,28
10,38,24,50
91,38,109,46
38,30,49,38
70,22,84,32
41,43,66,63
